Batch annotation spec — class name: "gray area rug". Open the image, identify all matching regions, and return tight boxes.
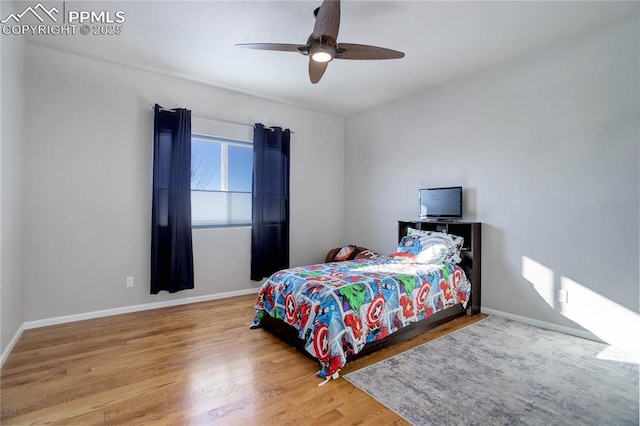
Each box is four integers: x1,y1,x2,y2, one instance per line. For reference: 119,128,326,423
344,316,639,425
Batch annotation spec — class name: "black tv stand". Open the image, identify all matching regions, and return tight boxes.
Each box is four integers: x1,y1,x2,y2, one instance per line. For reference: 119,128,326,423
398,220,481,315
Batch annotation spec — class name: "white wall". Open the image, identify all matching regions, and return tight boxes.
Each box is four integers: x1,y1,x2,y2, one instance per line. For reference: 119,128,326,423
344,17,639,347
0,1,26,359
23,44,344,322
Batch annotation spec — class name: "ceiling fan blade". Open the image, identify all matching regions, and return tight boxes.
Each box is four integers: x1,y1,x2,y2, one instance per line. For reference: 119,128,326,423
309,59,329,84
312,0,340,43
235,43,306,53
336,43,405,60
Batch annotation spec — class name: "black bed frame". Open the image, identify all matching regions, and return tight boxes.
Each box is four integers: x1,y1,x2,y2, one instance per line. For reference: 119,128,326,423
260,303,469,363
259,221,481,365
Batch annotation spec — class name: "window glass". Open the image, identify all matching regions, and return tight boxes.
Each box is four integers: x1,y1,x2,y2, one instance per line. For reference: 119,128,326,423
191,134,252,227
228,144,253,192
191,137,221,191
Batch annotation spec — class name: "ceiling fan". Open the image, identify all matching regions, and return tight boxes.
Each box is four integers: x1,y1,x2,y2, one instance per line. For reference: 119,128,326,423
235,0,405,84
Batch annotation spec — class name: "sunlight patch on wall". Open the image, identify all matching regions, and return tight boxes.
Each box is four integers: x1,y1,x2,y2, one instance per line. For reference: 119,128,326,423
521,256,640,354
561,276,640,351
522,256,555,307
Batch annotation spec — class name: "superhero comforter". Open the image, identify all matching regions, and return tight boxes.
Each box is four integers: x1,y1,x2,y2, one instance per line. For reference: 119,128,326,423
251,256,471,379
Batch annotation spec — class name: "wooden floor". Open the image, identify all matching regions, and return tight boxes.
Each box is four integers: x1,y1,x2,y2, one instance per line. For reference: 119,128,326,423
1,294,486,425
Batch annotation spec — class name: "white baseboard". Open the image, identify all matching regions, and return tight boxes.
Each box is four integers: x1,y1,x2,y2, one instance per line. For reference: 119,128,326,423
481,307,603,343
4,295,603,368
23,288,260,330
1,323,25,368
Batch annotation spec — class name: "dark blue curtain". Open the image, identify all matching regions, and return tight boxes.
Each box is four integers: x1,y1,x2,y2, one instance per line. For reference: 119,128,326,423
151,104,194,294
251,123,290,281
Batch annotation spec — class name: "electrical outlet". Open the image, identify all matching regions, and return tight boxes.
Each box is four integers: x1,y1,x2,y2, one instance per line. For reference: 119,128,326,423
557,289,568,303
126,276,134,288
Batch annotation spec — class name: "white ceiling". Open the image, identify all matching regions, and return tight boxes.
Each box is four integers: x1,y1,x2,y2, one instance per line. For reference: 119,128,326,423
22,0,638,117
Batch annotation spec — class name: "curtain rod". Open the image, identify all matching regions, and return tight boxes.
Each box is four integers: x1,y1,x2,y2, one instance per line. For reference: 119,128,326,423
151,106,294,134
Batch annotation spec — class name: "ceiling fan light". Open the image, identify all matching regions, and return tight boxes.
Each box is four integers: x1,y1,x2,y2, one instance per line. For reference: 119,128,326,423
311,49,333,63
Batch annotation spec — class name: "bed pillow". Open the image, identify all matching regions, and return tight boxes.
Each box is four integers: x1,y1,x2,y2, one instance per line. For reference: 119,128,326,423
396,229,463,264
325,245,377,262
333,245,356,261
354,249,380,260
395,234,448,264
409,228,464,262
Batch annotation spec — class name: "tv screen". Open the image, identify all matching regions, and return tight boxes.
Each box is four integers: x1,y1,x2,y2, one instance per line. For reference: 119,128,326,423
419,186,463,219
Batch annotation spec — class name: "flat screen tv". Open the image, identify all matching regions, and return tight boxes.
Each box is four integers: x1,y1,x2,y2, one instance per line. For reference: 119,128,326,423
419,186,463,219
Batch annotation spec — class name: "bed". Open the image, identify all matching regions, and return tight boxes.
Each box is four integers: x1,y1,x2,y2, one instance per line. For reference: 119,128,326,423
251,226,479,381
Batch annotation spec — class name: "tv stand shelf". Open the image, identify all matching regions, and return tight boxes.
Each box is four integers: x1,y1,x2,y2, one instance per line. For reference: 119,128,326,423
398,220,481,315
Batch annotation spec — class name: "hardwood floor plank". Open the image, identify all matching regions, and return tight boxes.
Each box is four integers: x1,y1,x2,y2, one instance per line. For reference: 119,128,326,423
1,294,486,424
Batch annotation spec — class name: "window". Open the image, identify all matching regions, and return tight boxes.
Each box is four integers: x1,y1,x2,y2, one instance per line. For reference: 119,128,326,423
191,134,252,227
